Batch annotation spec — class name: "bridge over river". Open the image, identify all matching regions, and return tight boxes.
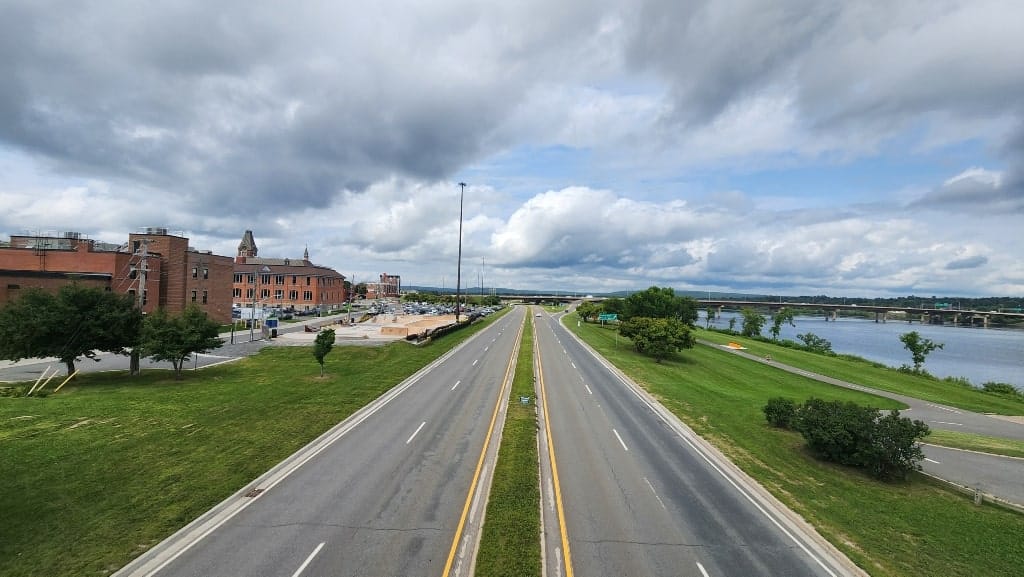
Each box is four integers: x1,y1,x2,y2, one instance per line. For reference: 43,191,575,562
500,294,1024,328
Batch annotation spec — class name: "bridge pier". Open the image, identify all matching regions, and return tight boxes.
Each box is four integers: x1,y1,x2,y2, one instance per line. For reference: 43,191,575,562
875,311,885,323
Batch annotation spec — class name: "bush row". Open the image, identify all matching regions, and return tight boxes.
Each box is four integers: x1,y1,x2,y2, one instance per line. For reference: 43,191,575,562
763,397,930,481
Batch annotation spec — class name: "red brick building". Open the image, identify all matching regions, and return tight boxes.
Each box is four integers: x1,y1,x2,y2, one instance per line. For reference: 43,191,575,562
232,230,347,312
0,229,234,323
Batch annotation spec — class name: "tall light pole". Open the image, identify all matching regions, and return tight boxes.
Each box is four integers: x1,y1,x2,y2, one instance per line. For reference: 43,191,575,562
456,182,466,323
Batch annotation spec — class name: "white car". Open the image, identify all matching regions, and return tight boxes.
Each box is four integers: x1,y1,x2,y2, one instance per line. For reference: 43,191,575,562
535,313,542,317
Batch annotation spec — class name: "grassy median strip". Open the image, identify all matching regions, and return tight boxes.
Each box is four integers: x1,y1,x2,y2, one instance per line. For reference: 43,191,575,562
569,317,1023,577
0,310,508,577
475,314,541,577
925,430,1024,459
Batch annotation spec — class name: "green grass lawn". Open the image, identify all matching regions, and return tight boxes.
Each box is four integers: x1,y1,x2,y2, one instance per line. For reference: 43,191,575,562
0,309,508,577
476,314,541,577
925,430,1024,459
568,317,1024,577
697,329,1024,415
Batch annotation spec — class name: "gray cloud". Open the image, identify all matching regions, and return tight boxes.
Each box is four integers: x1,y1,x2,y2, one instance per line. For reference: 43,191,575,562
945,256,988,270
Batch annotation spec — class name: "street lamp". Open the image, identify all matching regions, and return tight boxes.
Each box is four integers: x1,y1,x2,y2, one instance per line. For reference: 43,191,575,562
456,182,466,323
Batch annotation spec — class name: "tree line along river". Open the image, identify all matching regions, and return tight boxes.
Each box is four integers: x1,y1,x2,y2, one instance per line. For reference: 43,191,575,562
703,311,1024,391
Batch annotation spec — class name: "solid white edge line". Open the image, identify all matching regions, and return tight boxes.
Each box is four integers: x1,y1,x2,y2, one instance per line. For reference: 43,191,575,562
924,458,941,464
452,380,461,391
931,420,963,426
612,428,629,451
290,542,325,577
696,561,711,577
406,421,427,444
584,384,593,395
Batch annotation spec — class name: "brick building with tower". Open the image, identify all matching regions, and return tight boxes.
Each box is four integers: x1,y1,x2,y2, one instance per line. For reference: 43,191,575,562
232,230,347,312
0,228,235,323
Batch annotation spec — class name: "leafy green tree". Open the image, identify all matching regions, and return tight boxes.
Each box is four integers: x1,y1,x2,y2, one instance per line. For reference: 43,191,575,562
601,297,626,317
0,284,142,376
623,286,698,325
704,307,715,329
140,305,223,379
796,332,833,354
740,308,766,337
899,331,944,372
727,317,737,332
313,328,336,377
618,317,695,362
576,301,599,322
769,307,796,340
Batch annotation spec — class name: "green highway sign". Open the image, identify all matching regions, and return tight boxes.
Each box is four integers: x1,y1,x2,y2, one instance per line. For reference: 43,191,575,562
598,313,618,321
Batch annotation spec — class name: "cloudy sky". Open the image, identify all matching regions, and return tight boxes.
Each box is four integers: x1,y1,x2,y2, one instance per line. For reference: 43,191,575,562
2,0,1022,297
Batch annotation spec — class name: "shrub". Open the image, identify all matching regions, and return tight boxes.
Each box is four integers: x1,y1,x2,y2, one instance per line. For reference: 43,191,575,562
763,397,798,428
796,332,834,354
858,410,930,481
982,382,1022,397
794,398,877,466
793,398,930,481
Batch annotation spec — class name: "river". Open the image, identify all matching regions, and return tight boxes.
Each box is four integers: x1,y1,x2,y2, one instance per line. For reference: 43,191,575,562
704,311,1024,390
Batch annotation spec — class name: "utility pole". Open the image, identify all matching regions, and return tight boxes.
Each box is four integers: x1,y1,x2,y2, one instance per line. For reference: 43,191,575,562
130,240,148,376
456,182,466,322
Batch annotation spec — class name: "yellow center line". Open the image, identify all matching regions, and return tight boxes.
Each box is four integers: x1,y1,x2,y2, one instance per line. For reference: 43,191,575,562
441,310,526,576
536,318,574,577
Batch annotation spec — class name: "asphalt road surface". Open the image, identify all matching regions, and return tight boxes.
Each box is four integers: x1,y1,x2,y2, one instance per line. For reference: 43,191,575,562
116,307,526,577
534,311,860,577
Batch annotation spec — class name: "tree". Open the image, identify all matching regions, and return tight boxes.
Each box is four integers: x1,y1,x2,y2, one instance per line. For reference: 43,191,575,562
623,286,698,325
0,284,142,376
796,332,833,354
899,331,944,372
704,306,716,329
740,308,766,337
769,307,796,340
601,297,626,317
313,328,336,377
618,317,695,362
575,301,599,323
140,305,223,379
727,317,737,332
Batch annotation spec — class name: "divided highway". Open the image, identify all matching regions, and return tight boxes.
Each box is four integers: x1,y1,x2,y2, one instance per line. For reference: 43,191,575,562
534,311,860,577
116,307,526,577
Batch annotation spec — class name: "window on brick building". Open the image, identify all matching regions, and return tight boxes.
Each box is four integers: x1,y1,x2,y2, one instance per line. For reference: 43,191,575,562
142,290,148,305
303,291,313,301
306,276,311,285
246,288,254,299
202,290,208,304
234,273,242,283
129,267,137,279
289,290,298,300
192,267,198,278
276,275,284,284
191,290,197,302
262,274,270,284
247,274,254,284
203,268,209,279
275,289,283,299
8,284,20,289
292,275,297,283
261,289,269,299
233,288,241,298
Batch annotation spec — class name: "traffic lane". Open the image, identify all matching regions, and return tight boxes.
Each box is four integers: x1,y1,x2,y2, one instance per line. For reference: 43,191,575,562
921,445,1024,507
537,323,837,577
150,310,523,577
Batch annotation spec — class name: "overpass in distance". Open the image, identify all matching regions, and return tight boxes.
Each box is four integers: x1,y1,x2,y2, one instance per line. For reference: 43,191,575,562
499,294,1024,327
